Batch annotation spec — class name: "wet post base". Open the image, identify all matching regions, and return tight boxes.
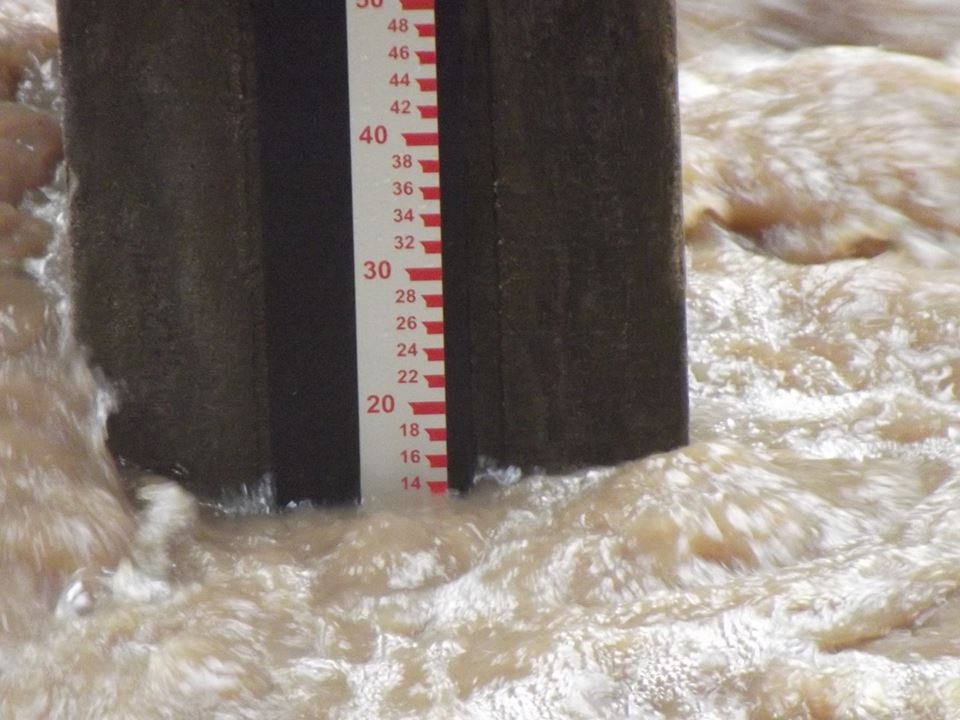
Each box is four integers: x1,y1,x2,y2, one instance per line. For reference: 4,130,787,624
57,0,686,504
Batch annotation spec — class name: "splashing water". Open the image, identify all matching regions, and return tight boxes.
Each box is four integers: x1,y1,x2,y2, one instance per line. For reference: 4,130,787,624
2,2,960,718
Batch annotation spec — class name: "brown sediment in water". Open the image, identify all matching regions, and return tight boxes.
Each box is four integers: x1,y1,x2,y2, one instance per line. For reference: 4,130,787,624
0,2,960,719
0,17,55,100
677,0,960,61
0,101,61,205
0,202,50,266
681,47,960,264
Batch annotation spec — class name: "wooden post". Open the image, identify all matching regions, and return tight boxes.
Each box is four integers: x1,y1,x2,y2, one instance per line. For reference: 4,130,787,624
58,1,361,503
57,0,273,499
440,0,688,477
57,0,685,503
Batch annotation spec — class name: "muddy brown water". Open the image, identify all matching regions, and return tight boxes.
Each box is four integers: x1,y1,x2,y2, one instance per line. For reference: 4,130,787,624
2,2,960,718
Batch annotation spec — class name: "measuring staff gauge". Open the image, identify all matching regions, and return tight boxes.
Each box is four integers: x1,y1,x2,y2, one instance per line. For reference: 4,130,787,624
347,0,450,499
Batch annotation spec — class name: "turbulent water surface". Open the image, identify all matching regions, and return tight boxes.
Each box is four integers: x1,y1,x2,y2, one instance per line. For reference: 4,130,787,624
2,2,960,718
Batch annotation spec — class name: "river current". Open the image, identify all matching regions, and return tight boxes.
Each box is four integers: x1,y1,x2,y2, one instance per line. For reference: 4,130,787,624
2,1,960,718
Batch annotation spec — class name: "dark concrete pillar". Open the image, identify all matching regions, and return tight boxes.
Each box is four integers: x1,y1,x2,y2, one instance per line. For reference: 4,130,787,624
440,0,688,478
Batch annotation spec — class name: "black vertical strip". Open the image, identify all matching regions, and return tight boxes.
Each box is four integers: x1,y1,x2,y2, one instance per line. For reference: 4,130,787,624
436,0,474,493
254,1,360,505
437,0,505,490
